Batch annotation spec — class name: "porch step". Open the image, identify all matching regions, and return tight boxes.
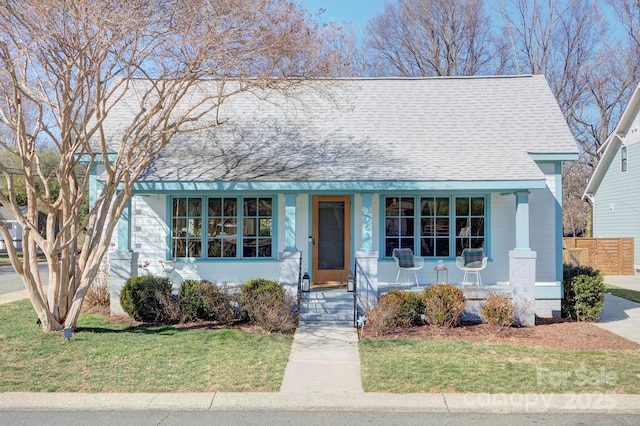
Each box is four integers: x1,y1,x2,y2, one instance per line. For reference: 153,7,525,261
299,288,356,326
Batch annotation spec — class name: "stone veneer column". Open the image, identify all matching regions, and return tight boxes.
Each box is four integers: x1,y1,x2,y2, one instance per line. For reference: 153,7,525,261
509,250,536,326
355,250,378,310
279,250,302,299
108,250,139,315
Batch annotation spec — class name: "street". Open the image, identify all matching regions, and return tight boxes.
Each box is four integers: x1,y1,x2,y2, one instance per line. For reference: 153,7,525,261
0,264,49,294
0,410,636,425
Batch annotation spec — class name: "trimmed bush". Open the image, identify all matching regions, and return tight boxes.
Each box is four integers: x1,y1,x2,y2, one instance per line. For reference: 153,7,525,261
179,279,237,324
365,296,402,337
421,284,466,327
240,278,296,333
380,290,424,327
562,264,605,321
481,292,516,332
120,275,172,322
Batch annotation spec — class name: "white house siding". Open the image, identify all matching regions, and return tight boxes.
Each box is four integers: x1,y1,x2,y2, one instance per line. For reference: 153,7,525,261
530,163,560,283
593,141,640,267
489,192,517,284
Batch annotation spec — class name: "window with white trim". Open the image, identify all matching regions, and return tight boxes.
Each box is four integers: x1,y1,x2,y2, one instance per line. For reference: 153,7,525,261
172,196,273,259
384,195,486,258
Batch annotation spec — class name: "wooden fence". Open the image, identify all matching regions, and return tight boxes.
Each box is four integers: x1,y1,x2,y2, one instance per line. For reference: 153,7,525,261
563,237,635,275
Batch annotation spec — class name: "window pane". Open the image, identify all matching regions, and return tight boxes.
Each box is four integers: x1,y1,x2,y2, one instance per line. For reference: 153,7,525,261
436,218,449,236
174,218,186,237
421,198,434,216
386,198,399,216
208,198,221,216
420,238,434,256
471,218,484,236
399,198,414,216
471,238,484,249
188,241,201,257
456,198,469,216
400,218,414,236
243,239,257,257
174,198,185,216
208,240,221,257
400,238,414,252
244,218,257,237
259,240,272,257
174,239,186,257
259,198,272,216
259,218,272,236
386,218,399,236
471,198,484,216
223,239,237,257
208,218,222,237
457,218,469,236
385,238,399,257
436,198,449,215
244,198,257,216
188,219,201,237
224,199,237,216
435,239,450,257
421,218,434,236
223,219,237,236
188,198,201,217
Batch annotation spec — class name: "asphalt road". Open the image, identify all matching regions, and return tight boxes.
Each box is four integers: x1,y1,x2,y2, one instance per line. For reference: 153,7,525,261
0,264,49,294
0,411,636,426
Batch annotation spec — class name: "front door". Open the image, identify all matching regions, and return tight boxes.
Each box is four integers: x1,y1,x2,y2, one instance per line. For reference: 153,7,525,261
312,196,351,285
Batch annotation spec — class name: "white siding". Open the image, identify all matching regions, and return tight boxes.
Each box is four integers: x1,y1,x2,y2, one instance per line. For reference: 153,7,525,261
530,163,559,282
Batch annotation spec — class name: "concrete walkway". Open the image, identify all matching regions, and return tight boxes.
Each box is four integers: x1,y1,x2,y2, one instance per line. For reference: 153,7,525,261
596,274,640,345
280,324,363,393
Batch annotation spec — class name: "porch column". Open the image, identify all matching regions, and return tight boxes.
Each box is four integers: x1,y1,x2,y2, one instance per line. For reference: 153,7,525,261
356,250,378,310
279,250,302,299
284,194,297,252
509,250,536,326
109,250,139,315
514,191,530,250
360,193,373,251
117,200,132,252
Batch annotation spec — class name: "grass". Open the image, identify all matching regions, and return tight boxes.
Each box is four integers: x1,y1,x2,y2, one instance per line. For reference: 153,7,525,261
359,338,640,393
0,251,46,266
606,285,640,304
0,300,292,392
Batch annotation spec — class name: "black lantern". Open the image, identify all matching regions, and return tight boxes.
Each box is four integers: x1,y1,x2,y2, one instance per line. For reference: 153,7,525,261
301,272,310,292
347,272,355,292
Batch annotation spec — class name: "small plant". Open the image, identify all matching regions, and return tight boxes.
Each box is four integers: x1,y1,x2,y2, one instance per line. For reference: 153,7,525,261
83,260,110,312
562,264,605,321
364,296,402,337
240,278,297,333
120,275,172,322
421,284,466,327
380,290,424,327
481,292,517,333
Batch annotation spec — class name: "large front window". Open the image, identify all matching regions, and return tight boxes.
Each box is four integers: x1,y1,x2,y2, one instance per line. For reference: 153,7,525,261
172,196,273,259
384,195,486,258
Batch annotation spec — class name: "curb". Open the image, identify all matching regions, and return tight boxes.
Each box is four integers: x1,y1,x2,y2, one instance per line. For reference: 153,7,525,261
1,392,639,413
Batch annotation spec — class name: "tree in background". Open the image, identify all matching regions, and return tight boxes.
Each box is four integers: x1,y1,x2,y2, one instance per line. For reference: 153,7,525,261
0,0,338,331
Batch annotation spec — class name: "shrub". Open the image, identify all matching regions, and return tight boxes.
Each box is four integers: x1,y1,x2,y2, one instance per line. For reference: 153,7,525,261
481,292,517,333
380,290,424,327
178,280,238,324
365,296,402,337
179,279,208,321
421,284,466,327
562,264,605,321
120,275,172,322
240,278,297,333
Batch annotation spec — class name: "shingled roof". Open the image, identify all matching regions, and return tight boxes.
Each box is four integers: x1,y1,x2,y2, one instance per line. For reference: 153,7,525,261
102,75,577,186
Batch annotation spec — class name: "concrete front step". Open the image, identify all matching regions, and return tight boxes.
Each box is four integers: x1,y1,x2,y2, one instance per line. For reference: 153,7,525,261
299,288,356,324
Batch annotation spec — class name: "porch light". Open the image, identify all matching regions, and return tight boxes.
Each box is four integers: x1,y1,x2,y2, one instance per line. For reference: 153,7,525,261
347,272,355,293
301,272,310,292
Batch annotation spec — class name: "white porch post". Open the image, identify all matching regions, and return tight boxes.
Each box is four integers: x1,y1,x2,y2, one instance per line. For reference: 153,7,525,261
360,193,373,251
280,194,301,298
510,191,535,325
110,199,139,315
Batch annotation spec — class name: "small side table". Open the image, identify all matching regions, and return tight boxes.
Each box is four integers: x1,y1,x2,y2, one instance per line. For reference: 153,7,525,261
433,264,448,284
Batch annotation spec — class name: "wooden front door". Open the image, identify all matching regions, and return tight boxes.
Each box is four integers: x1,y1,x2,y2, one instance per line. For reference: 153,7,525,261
312,196,351,285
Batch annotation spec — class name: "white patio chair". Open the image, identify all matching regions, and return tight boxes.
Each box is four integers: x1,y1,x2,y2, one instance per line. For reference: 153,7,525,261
392,248,424,287
455,248,488,287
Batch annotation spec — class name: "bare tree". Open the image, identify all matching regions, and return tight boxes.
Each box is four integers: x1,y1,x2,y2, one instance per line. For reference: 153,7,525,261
364,0,501,76
0,0,335,331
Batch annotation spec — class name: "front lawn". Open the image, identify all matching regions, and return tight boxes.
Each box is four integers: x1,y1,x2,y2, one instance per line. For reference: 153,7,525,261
359,338,640,393
0,300,292,392
606,285,640,304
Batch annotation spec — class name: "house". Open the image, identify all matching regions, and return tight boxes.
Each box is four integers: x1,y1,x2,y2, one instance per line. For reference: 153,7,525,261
0,206,23,250
583,82,640,272
94,76,578,325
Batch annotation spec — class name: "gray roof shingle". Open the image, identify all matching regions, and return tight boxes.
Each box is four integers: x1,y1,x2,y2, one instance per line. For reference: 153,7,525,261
102,75,577,184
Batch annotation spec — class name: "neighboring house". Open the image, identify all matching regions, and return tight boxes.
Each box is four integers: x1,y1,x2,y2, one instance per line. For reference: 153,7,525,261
0,206,23,251
94,75,578,324
583,83,640,271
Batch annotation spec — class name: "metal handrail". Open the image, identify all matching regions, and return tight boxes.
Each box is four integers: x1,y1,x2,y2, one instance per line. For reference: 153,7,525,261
354,257,374,328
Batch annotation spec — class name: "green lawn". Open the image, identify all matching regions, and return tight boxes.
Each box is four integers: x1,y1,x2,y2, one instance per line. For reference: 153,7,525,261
606,285,640,304
359,338,640,393
0,300,292,392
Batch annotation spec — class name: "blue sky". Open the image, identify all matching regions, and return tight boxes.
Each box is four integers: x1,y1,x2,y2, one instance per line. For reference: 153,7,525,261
295,0,388,28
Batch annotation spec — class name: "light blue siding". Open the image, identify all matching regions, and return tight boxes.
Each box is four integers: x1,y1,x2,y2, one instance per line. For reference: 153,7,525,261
592,142,640,266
